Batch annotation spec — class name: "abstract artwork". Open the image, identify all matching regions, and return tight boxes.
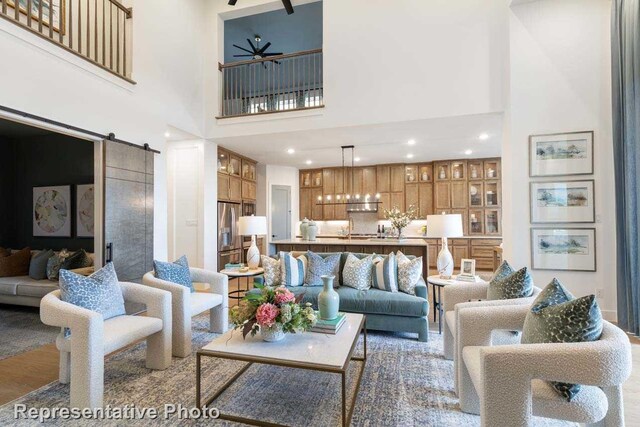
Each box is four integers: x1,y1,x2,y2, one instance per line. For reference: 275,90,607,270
33,185,71,237
531,228,596,271
530,180,595,223
76,184,94,237
8,0,65,33
529,131,594,176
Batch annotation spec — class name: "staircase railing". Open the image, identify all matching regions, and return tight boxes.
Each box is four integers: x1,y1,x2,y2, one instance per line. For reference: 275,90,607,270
218,48,323,118
0,0,134,82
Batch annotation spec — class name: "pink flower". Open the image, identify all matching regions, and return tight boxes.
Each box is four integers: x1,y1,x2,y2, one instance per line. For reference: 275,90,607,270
256,303,280,327
274,287,296,305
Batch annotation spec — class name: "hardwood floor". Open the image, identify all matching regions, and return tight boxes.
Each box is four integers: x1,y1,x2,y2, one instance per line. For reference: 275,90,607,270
1,295,638,426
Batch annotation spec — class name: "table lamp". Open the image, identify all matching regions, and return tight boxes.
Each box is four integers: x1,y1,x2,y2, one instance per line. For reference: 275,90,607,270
426,213,463,278
237,215,267,269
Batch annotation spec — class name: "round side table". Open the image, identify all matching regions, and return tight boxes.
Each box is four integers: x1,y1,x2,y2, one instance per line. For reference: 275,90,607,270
426,275,488,334
220,267,265,301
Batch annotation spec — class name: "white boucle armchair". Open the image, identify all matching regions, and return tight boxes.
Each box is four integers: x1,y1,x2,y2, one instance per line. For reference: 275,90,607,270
40,283,172,409
443,282,541,395
457,304,632,427
143,267,228,358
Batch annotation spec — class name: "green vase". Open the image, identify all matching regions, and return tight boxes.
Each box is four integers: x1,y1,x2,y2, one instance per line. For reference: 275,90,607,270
318,275,339,320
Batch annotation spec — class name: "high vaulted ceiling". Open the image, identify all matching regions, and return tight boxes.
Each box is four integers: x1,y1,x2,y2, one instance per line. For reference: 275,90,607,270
212,113,503,168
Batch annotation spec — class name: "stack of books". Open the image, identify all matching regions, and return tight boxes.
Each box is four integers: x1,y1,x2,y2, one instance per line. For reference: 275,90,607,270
311,312,346,334
455,274,481,283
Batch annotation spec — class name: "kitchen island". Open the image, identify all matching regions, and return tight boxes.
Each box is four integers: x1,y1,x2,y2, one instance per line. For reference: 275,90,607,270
271,238,430,278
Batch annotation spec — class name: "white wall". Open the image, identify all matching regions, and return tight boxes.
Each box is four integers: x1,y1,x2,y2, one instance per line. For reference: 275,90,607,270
204,0,509,139
260,165,300,243
503,0,616,319
0,0,208,261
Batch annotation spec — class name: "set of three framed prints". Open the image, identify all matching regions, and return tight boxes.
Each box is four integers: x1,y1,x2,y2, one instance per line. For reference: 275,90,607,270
529,131,596,272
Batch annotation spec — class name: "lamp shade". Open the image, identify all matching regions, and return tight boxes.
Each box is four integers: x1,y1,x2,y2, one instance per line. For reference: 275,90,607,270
237,216,267,236
425,214,463,238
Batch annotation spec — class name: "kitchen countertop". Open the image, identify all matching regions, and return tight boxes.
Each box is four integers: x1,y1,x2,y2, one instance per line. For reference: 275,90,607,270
272,238,429,246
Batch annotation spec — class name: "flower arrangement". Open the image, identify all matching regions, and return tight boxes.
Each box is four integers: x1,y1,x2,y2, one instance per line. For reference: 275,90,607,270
230,283,317,341
383,205,417,239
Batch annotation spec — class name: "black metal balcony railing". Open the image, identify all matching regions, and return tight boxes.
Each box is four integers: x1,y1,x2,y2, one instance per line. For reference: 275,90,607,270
0,0,133,82
218,48,323,118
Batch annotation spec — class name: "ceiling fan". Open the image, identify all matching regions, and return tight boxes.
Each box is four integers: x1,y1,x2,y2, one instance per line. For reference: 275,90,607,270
233,35,283,63
228,0,294,15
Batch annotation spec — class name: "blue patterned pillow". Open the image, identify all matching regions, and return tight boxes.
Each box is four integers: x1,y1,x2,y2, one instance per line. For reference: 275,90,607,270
487,266,533,300
280,252,307,287
372,253,398,292
305,251,341,287
59,262,125,337
154,255,193,292
522,279,603,401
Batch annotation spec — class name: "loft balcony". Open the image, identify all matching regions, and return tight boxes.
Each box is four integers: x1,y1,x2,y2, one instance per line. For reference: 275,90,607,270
0,0,133,82
217,48,323,119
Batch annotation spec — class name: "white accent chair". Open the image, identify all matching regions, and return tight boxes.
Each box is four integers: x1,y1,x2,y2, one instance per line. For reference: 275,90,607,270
40,283,172,409
457,304,632,426
143,267,228,357
443,281,541,395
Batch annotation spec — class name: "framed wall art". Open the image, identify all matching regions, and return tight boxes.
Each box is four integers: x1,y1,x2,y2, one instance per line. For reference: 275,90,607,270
529,131,594,177
33,185,71,237
531,228,596,272
530,180,595,223
76,184,95,237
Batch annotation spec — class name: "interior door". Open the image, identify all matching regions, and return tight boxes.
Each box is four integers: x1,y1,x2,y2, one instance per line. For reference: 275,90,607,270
103,141,155,283
271,185,291,241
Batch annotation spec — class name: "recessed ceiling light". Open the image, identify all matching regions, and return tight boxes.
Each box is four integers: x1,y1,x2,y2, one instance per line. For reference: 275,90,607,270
479,133,489,141
287,148,295,154
164,132,171,138
465,149,473,155
354,157,361,162
408,139,416,145
305,160,312,165
406,154,414,159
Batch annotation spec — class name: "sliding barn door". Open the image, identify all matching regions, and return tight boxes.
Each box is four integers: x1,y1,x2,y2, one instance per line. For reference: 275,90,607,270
103,141,154,282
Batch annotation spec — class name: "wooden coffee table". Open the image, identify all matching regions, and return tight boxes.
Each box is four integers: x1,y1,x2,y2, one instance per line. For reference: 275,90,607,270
196,313,367,426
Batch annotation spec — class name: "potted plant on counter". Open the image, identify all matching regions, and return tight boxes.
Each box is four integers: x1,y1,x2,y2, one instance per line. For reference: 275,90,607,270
231,284,317,342
383,205,417,240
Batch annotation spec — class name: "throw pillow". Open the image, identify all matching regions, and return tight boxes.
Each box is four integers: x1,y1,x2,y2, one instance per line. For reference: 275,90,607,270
491,260,515,283
280,252,307,287
61,249,92,270
59,262,126,337
0,247,10,257
305,251,341,287
46,249,70,280
522,278,603,401
154,255,194,292
342,253,375,291
0,247,31,278
261,255,281,286
29,249,54,280
372,253,398,292
486,266,534,300
396,251,422,295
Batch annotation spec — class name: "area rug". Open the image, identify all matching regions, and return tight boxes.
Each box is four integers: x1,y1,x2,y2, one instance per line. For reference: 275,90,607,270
0,314,574,426
0,305,59,361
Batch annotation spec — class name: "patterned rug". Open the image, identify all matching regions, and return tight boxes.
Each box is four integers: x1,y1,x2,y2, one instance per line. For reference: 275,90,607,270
0,314,574,426
0,304,59,361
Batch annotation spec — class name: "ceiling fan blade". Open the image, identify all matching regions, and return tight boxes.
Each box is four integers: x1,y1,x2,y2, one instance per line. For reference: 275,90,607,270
233,54,254,57
228,0,238,5
258,42,272,54
246,38,258,53
233,44,254,55
263,52,283,56
282,0,294,14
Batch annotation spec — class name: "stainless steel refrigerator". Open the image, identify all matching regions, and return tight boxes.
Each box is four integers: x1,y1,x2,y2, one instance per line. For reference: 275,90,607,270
218,202,242,270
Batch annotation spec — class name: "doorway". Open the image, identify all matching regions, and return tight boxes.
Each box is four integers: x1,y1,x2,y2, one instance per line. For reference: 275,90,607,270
271,185,291,241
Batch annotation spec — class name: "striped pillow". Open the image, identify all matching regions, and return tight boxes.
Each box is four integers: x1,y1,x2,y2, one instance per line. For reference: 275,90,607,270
372,253,398,292
280,252,307,287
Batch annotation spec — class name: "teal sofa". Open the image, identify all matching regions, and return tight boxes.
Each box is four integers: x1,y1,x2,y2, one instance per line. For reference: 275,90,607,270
253,251,430,342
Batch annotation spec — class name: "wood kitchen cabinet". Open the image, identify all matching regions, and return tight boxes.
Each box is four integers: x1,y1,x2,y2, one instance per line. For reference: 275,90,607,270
229,176,242,202
218,147,258,202
218,174,230,200
377,193,391,219
311,188,323,220
406,182,433,219
300,188,312,221
390,191,405,212
450,239,470,269
362,167,377,196
451,181,468,208
390,165,405,192
376,165,390,193
242,180,256,200
435,181,451,211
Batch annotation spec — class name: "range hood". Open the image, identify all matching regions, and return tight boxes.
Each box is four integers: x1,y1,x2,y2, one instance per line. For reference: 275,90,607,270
347,201,379,212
